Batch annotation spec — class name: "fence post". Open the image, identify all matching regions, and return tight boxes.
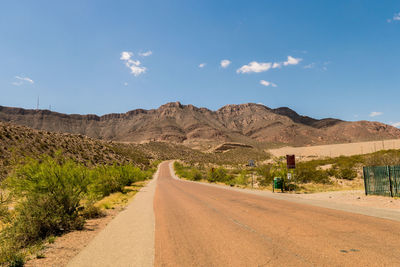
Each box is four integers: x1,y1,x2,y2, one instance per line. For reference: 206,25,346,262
363,167,368,196
388,166,394,197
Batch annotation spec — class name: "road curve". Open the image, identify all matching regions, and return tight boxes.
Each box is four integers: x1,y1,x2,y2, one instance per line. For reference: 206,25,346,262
154,161,400,267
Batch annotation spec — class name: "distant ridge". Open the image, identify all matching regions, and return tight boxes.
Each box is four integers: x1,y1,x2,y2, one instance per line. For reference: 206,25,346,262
0,102,399,147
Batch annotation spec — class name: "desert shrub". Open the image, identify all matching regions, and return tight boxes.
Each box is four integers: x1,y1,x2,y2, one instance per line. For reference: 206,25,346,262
335,167,357,180
0,190,10,222
88,164,151,199
174,162,204,181
0,241,24,267
294,164,330,184
5,157,89,246
207,167,228,183
0,156,153,266
81,202,104,219
256,164,273,186
191,169,203,181
234,170,248,185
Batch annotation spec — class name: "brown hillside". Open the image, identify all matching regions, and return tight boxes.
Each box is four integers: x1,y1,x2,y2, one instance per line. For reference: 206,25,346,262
0,102,399,147
0,121,270,180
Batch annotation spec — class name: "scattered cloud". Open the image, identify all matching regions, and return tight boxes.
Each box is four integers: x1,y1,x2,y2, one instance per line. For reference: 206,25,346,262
220,59,231,68
12,76,34,86
139,50,152,57
260,80,277,87
237,56,302,74
370,111,383,117
304,63,315,69
283,56,302,66
237,62,272,73
123,82,128,86
198,63,206,68
388,12,400,23
272,62,282,69
392,122,400,128
120,51,147,76
120,51,133,61
303,61,330,71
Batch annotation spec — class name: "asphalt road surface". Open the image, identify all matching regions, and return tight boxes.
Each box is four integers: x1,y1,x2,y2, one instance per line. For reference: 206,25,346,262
154,162,400,267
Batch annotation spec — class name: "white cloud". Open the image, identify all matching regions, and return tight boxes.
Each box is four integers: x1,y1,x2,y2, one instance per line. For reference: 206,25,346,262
139,50,152,57
260,80,277,87
12,76,34,86
120,51,133,61
304,63,315,69
220,59,231,68
120,51,147,76
272,62,282,69
237,61,272,74
198,63,206,68
237,56,303,74
388,12,400,22
370,111,383,117
15,76,34,84
283,56,302,66
392,122,400,128
123,82,128,86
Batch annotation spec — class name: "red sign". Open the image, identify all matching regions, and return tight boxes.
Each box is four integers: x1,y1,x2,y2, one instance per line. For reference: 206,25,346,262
286,155,295,169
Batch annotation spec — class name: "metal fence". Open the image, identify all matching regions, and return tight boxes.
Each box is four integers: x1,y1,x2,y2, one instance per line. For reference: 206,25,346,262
363,166,400,197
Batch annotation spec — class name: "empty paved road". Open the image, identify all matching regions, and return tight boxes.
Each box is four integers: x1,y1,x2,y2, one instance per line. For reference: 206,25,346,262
154,161,400,267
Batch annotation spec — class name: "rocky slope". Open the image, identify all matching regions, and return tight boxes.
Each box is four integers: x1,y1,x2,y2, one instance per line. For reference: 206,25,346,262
0,102,399,147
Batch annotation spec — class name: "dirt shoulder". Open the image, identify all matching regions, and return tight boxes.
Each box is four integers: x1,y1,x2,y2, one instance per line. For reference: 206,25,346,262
25,209,119,267
290,190,400,211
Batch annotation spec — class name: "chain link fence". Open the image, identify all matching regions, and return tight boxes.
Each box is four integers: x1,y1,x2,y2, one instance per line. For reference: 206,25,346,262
363,166,400,197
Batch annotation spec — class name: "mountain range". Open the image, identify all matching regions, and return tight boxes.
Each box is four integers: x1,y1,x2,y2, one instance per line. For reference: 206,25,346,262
1,102,399,148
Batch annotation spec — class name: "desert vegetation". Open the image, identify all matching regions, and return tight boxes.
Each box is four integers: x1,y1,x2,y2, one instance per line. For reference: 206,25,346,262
174,148,400,193
0,154,156,266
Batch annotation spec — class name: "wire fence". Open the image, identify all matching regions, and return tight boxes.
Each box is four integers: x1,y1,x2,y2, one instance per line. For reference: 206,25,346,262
363,166,400,197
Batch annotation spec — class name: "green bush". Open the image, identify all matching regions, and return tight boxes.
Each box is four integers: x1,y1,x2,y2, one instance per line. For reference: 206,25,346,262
0,156,153,266
256,164,273,186
234,171,248,185
207,167,228,183
5,157,89,246
191,169,203,181
174,162,204,181
0,191,10,222
335,167,357,180
294,164,330,184
88,164,152,199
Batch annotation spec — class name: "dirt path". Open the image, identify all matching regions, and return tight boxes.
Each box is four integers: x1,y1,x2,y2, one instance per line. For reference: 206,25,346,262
67,166,159,267
154,162,400,266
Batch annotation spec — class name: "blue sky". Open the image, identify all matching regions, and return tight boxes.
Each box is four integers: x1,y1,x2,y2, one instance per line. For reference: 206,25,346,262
1,1,400,126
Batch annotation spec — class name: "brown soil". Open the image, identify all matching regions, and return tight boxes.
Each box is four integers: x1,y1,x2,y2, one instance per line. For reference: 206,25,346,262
25,209,119,267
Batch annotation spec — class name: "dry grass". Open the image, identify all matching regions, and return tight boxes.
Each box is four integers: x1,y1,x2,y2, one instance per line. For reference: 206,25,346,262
95,181,148,210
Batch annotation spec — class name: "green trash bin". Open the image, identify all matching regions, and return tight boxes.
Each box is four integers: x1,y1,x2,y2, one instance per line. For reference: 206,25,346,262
273,177,283,192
